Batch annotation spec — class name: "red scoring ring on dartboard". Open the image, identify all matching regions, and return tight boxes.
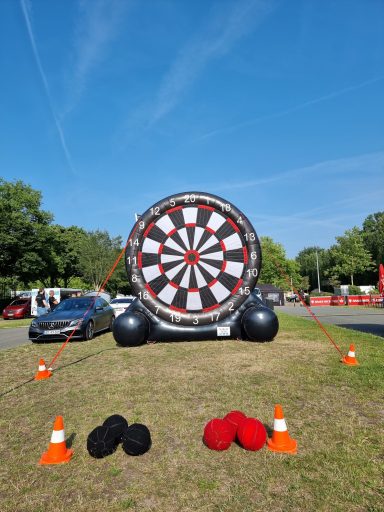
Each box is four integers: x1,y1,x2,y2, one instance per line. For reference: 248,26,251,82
184,250,200,265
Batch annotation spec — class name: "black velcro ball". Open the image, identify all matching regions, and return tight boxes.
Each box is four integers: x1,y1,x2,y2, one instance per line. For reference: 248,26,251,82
102,414,129,443
113,312,150,346
122,423,151,456
87,425,119,458
242,306,279,341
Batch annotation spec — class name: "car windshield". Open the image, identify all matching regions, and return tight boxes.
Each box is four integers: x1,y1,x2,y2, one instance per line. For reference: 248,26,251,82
10,299,29,306
54,298,94,312
111,299,133,304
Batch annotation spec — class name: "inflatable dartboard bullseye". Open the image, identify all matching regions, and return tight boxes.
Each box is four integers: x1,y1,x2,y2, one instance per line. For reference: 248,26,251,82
113,191,279,346
126,192,261,327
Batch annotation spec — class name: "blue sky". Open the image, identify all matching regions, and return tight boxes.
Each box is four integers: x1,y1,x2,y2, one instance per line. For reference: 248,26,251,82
1,0,383,258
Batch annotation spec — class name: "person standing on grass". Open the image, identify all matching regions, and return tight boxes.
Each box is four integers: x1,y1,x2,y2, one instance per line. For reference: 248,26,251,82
35,288,48,317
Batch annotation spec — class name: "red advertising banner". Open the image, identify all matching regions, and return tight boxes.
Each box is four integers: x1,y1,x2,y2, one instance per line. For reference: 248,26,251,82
310,296,345,306
347,295,371,306
309,295,383,307
347,294,383,306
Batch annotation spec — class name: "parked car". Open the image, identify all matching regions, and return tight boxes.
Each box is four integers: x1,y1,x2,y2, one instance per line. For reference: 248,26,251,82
286,293,299,303
2,297,31,319
84,290,111,303
109,296,135,317
29,296,114,342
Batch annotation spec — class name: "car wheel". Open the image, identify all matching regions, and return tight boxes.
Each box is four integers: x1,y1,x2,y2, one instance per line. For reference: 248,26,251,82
84,320,94,341
109,315,115,331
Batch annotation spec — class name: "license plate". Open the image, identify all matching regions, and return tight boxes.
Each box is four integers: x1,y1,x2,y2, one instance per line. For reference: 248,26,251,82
217,326,230,336
8,313,14,317
44,330,61,335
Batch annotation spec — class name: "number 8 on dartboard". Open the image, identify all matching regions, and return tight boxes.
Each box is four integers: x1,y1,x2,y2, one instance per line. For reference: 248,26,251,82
126,192,262,326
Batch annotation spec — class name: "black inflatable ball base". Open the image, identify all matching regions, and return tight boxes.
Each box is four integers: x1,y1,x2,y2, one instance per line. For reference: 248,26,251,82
87,425,119,459
122,423,151,456
113,312,149,347
242,306,279,342
103,414,129,443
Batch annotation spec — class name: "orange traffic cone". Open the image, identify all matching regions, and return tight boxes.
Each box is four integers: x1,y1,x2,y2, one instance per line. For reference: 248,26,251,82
342,344,359,366
34,359,52,381
39,416,74,465
267,404,297,454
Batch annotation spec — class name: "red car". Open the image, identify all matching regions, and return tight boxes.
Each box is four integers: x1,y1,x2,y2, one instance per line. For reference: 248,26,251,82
2,297,31,320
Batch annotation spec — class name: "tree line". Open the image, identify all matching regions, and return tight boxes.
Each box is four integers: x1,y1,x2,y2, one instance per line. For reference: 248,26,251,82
0,179,130,296
0,178,383,296
260,215,383,293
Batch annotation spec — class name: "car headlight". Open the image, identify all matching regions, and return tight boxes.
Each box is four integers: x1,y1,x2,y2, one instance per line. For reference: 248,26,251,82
69,319,83,327
31,319,39,327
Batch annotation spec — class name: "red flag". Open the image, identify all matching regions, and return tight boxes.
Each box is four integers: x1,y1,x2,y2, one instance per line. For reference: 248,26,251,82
379,264,384,295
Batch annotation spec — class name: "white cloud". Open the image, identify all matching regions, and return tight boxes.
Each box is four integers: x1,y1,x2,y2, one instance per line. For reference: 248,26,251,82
196,76,384,141
149,0,274,125
211,150,384,192
63,0,129,115
20,0,76,175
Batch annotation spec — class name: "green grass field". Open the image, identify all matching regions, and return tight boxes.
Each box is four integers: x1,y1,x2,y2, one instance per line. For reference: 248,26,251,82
0,313,383,512
0,317,31,328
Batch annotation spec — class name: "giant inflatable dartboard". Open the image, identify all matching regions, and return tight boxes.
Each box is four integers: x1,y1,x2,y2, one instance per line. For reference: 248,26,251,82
126,192,262,326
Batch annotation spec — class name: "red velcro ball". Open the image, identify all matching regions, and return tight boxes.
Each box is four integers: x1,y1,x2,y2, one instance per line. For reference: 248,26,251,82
237,418,267,451
203,418,234,451
223,410,247,438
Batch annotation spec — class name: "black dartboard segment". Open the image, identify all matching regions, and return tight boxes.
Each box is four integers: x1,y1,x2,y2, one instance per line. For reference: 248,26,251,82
126,192,262,326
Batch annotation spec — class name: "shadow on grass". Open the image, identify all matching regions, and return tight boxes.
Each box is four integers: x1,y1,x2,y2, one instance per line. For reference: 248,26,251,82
0,347,118,398
66,432,76,449
263,423,273,437
54,347,118,373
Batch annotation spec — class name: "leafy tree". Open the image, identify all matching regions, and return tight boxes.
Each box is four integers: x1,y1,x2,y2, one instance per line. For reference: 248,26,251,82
44,225,88,287
0,178,53,285
326,227,374,285
296,246,328,291
298,275,310,292
326,274,341,289
107,257,132,296
360,212,384,285
78,230,123,291
259,236,301,290
66,276,90,290
362,211,384,265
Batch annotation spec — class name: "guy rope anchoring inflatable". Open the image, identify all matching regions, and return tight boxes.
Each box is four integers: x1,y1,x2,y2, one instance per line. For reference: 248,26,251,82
113,191,279,346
